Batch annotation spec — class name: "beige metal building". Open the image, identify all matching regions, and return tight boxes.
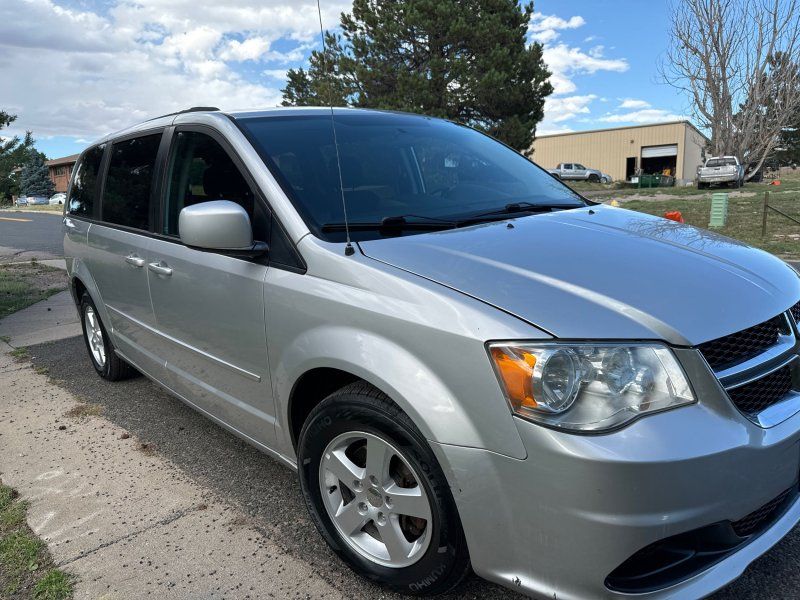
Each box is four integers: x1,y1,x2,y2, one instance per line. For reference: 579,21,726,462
531,121,709,184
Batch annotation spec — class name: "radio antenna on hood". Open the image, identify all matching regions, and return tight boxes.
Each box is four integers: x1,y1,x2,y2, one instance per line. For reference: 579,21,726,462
316,0,354,256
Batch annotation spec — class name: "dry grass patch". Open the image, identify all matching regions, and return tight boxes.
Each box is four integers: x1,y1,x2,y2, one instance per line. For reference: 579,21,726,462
63,403,104,419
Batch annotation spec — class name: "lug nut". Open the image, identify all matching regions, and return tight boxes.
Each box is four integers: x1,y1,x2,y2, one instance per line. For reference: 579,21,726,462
358,502,368,514
376,512,387,526
369,475,379,487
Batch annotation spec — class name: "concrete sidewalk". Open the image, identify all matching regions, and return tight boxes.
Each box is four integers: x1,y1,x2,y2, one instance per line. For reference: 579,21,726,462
0,290,80,348
0,345,344,599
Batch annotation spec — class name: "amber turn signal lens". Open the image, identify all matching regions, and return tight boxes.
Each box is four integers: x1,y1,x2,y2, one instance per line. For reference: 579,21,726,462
490,347,538,410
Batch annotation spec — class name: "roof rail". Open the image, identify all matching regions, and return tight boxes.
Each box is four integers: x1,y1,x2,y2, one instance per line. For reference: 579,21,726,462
146,106,221,122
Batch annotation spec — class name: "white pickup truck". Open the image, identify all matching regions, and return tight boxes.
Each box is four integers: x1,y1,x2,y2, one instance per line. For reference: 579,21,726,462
547,163,610,183
696,156,745,189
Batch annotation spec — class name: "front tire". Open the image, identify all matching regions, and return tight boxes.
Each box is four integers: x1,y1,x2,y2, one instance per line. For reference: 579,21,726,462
588,173,600,183
79,293,138,381
298,383,470,596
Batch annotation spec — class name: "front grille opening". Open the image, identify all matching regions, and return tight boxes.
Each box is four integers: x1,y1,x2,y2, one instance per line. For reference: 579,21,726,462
792,301,800,324
728,365,795,415
699,316,784,371
732,488,792,536
606,487,797,594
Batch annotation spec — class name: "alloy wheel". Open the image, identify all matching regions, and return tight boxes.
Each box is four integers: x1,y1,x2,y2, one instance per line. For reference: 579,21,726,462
318,431,433,568
84,306,106,368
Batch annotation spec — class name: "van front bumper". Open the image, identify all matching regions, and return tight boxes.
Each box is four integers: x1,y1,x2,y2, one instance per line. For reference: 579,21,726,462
432,365,800,599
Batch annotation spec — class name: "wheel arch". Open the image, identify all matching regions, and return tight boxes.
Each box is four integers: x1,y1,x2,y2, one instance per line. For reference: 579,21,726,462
275,325,526,460
68,261,114,337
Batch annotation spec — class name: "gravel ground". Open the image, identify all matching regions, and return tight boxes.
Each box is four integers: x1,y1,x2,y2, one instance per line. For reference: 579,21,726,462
26,336,800,599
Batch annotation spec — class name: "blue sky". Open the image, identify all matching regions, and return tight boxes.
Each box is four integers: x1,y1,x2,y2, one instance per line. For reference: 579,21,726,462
3,0,688,159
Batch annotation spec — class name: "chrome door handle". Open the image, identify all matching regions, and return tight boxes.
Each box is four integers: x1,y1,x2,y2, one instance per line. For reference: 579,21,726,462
148,261,173,276
63,217,77,229
125,254,146,268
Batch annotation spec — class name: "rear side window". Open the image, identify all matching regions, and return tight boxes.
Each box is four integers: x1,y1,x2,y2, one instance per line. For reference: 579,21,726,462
102,134,161,230
68,144,104,216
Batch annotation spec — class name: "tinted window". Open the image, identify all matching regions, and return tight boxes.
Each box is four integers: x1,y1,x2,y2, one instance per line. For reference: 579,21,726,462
68,144,104,216
102,134,161,230
238,113,583,242
706,158,737,167
163,131,255,236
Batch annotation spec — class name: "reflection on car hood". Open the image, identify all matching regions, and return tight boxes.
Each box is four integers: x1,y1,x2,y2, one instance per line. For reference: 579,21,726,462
359,206,800,345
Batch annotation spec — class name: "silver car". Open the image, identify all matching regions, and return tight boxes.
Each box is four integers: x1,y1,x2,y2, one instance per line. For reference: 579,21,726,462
63,107,800,599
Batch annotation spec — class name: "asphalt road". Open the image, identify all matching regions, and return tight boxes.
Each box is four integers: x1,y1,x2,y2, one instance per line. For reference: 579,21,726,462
0,210,64,259
25,336,800,600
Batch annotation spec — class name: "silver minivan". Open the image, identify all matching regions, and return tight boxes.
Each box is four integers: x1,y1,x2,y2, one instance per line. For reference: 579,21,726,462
64,107,800,599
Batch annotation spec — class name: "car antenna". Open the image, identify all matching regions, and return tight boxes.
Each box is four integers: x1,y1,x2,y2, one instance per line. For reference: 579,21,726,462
316,0,354,256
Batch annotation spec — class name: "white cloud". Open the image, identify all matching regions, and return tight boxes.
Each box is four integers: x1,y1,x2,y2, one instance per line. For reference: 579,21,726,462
544,95,597,123
1,0,351,141
532,13,628,134
220,37,272,62
599,108,685,124
619,99,651,109
528,13,586,43
262,69,289,81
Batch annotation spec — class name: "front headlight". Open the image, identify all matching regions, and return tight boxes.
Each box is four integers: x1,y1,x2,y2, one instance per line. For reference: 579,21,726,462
488,343,695,432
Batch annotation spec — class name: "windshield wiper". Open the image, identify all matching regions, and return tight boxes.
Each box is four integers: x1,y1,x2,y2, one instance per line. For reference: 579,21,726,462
321,214,458,233
457,202,581,224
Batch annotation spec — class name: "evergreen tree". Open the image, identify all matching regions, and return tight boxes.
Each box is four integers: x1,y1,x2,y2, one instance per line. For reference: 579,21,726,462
282,0,553,152
0,111,37,202
19,152,54,198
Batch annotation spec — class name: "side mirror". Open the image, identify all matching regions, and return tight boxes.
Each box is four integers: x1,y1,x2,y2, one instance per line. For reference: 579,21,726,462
178,200,268,258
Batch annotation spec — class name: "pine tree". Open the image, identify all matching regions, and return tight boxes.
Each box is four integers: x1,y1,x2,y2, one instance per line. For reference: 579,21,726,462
0,111,37,202
20,152,54,198
282,0,553,152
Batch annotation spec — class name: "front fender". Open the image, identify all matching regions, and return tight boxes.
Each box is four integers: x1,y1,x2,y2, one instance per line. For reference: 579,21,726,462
272,324,528,462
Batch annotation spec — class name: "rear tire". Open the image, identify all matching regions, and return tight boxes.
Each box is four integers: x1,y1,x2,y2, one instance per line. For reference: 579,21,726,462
298,382,470,596
79,293,138,381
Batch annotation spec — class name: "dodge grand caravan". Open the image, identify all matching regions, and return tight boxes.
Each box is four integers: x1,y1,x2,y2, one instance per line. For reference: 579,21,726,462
64,107,800,599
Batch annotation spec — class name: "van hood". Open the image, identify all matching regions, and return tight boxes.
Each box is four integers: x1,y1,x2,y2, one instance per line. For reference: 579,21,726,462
359,206,800,345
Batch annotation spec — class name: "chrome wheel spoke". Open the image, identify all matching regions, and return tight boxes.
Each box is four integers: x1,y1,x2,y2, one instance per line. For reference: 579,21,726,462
333,499,369,536
379,518,413,563
324,448,364,485
384,484,431,521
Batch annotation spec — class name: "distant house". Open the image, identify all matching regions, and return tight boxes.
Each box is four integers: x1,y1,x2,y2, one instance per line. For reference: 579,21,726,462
46,154,80,193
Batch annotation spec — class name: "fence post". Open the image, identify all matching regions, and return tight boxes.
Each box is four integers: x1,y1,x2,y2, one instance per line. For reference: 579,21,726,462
761,191,769,237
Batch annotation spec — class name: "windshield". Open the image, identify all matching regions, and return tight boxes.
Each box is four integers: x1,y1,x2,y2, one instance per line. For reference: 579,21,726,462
706,158,737,167
236,111,584,241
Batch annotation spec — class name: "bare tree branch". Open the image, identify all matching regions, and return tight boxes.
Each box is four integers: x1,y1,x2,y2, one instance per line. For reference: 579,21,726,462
660,0,800,179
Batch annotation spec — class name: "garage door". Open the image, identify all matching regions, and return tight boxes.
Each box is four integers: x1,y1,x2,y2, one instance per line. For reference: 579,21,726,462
641,144,678,158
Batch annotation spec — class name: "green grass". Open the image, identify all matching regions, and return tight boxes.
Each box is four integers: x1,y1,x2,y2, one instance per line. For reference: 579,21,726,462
9,347,28,360
0,262,66,319
33,571,73,600
566,177,800,260
0,482,73,599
